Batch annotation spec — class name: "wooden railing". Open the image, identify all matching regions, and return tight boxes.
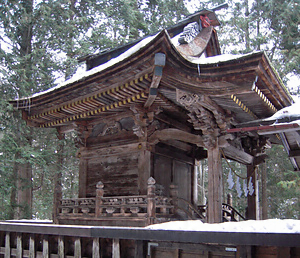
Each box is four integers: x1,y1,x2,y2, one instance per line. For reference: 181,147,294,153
57,177,174,226
57,179,244,225
0,221,298,258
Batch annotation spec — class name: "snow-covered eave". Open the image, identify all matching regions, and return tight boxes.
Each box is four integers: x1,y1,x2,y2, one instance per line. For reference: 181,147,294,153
12,35,290,110
262,53,294,104
12,31,164,102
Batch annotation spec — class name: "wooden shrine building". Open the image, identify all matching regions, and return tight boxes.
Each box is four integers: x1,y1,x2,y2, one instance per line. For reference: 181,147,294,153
10,8,295,227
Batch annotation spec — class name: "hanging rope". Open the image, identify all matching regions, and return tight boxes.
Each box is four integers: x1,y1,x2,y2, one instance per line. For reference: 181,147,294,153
220,148,257,179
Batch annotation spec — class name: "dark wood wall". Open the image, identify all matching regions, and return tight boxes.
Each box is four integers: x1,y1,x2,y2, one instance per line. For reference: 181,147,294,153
153,153,193,202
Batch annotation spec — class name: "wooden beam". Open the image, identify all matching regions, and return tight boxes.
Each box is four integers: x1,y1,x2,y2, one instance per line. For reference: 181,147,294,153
222,145,254,165
156,113,192,132
144,53,166,108
289,149,300,158
148,128,204,146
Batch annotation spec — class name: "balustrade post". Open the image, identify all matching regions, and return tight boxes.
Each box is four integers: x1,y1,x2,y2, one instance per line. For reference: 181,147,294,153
29,234,35,258
170,184,178,215
95,181,104,217
227,193,235,220
43,236,49,258
5,232,10,258
147,177,156,225
16,233,22,258
112,239,120,258
74,238,81,258
92,238,100,258
227,193,232,206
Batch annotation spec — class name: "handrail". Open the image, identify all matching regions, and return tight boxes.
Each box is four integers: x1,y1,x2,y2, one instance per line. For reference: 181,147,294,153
176,197,205,219
222,203,246,221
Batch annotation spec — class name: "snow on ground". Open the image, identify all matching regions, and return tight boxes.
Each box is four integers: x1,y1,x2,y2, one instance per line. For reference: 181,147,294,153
146,219,300,233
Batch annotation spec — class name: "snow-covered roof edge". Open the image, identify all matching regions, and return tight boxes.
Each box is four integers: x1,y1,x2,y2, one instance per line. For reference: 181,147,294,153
16,32,161,101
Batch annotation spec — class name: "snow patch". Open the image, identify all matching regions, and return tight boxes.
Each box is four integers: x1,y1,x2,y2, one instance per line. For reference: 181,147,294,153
264,102,300,121
146,219,300,233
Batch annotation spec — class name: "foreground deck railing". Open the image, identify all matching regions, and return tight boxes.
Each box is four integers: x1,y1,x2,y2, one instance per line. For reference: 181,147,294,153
0,221,299,258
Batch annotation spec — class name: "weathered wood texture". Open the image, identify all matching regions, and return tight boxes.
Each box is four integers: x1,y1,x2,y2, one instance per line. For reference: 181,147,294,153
247,165,259,220
207,147,223,223
85,149,140,197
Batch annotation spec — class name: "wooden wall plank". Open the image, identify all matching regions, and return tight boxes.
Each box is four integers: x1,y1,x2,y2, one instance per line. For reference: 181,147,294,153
79,159,88,198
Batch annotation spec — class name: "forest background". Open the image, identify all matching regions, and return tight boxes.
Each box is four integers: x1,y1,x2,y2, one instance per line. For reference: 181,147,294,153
0,0,299,220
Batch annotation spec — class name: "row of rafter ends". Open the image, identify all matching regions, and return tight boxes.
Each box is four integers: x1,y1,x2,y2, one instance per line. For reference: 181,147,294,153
28,74,151,121
230,95,257,119
252,85,277,112
39,92,148,128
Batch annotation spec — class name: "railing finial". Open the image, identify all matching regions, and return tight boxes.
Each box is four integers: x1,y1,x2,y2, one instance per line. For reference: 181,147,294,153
147,177,156,185
96,181,104,189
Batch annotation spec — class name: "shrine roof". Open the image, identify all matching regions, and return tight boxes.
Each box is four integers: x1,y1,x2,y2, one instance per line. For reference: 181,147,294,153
10,28,293,129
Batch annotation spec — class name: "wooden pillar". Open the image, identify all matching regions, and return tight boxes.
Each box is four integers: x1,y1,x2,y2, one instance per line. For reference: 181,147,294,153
138,143,151,195
207,146,223,223
247,165,259,220
147,177,156,225
78,158,88,198
95,181,104,217
261,162,268,220
112,239,120,258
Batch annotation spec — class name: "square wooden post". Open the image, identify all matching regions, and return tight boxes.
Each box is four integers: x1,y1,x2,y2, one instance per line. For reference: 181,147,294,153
246,165,259,220
95,181,104,217
207,146,223,223
138,143,151,195
147,177,156,225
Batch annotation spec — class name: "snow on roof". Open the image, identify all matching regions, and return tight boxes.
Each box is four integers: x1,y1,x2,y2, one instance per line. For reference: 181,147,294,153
27,33,158,99
264,101,300,121
146,219,300,233
190,51,262,64
23,30,263,101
